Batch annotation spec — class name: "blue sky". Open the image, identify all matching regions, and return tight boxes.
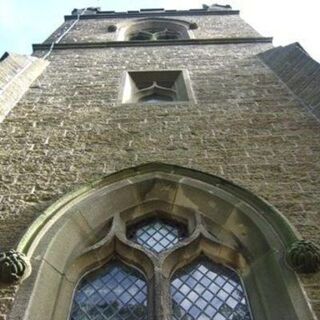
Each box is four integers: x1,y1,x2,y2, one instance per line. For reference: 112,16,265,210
0,0,319,62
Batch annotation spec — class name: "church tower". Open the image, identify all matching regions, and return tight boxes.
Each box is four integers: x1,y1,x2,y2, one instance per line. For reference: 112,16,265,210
0,4,319,320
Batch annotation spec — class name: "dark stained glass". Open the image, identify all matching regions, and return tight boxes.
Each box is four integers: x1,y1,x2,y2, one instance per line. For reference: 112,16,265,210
127,218,187,253
171,257,252,320
128,28,181,41
140,94,174,103
70,261,147,320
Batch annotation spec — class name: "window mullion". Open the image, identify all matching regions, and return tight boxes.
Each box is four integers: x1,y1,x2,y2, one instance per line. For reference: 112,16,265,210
153,269,171,320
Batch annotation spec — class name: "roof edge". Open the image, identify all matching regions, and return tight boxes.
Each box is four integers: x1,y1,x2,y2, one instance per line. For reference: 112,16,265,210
259,42,320,120
64,9,240,21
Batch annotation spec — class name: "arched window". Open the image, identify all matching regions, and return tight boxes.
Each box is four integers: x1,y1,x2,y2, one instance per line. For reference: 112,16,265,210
171,257,252,320
117,18,193,41
9,163,317,320
70,260,148,320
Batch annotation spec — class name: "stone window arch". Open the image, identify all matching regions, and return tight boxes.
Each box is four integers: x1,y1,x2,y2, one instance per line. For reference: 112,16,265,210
117,18,195,41
7,163,318,320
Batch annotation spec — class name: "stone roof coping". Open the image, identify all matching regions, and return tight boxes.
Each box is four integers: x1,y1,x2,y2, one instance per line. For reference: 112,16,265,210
66,7,239,21
259,42,320,120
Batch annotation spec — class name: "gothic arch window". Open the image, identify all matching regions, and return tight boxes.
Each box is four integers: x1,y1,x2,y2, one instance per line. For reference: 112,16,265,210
70,260,148,320
9,163,316,320
117,18,193,41
171,257,252,320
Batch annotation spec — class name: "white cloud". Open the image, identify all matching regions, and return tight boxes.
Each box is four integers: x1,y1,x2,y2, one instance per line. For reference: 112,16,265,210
0,0,18,29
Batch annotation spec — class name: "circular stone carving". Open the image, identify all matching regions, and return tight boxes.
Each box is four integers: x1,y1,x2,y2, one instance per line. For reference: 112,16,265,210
189,23,198,30
108,25,117,32
0,250,29,283
288,240,320,273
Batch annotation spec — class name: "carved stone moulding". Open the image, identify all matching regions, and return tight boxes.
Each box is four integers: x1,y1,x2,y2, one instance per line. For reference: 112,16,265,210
0,250,31,283
288,240,320,273
189,22,198,30
108,25,117,32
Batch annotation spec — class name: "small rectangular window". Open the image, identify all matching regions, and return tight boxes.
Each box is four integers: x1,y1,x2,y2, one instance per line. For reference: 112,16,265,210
120,70,194,104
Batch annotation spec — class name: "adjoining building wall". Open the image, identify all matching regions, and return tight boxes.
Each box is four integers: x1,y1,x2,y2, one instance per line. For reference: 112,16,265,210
0,53,49,123
260,42,320,119
0,10,319,320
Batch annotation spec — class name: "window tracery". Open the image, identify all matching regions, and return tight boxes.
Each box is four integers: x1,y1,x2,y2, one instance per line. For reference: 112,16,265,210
119,19,192,42
120,70,194,103
70,211,252,320
136,81,177,103
128,28,182,41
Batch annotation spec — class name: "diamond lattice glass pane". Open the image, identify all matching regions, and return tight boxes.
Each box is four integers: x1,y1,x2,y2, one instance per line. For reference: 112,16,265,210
70,261,147,320
171,257,252,320
128,218,187,253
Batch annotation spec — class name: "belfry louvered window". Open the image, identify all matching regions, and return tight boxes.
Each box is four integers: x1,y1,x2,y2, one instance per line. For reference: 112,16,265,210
70,214,253,320
128,28,182,41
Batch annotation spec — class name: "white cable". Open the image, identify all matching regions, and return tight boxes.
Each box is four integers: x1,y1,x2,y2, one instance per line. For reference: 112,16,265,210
43,7,88,60
0,8,87,95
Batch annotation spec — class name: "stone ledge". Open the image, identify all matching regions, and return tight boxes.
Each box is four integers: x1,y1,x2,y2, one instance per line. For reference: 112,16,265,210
33,37,273,52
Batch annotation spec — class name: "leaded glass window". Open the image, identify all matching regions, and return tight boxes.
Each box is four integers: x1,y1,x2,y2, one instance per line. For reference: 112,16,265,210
70,261,148,320
127,218,187,253
171,257,252,320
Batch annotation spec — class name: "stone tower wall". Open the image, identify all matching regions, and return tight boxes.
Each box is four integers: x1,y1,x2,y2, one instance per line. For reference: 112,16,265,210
0,11,319,320
44,14,260,44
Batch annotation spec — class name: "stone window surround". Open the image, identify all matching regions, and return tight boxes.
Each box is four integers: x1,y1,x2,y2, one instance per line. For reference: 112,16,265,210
119,69,196,104
9,163,316,320
116,18,195,42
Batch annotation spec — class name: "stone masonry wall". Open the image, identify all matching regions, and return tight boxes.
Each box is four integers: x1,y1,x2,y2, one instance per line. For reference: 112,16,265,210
44,14,261,44
0,42,320,318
